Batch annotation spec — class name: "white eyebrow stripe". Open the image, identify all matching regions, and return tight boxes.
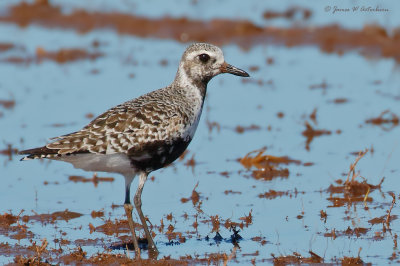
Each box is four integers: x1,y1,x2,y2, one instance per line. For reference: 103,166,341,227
186,50,217,60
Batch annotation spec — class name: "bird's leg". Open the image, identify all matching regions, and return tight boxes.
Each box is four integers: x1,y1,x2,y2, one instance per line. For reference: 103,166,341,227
124,204,140,257
134,172,159,259
123,175,140,258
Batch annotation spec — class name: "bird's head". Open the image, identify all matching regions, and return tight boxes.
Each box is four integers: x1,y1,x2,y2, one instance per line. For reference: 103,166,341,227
175,43,249,87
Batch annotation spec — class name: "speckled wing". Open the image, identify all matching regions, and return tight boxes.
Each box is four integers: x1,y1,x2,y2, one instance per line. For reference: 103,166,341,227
20,89,189,159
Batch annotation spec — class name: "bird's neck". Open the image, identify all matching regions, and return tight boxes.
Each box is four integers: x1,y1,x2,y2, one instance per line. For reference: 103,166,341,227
173,64,208,100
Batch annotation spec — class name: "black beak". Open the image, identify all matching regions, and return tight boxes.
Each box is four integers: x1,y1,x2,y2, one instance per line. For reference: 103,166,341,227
220,62,250,77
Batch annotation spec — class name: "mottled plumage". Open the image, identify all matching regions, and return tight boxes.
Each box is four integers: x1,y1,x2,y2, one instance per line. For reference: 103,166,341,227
19,43,249,257
22,85,202,173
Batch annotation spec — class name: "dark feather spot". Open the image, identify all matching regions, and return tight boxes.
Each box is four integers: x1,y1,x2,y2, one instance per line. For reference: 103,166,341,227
128,138,191,172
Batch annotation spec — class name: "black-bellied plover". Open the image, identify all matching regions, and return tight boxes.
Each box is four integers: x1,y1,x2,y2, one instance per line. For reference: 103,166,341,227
19,43,249,258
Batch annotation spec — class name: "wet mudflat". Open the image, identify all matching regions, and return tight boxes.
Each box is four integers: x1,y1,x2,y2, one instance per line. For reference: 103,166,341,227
1,0,400,264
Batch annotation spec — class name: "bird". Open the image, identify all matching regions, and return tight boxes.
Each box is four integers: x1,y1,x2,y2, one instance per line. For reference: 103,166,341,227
19,42,250,258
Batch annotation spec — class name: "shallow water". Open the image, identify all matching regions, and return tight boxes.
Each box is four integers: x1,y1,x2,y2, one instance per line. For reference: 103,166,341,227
1,1,400,265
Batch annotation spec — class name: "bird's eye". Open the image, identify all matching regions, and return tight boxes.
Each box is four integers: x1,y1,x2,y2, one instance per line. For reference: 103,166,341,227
199,53,210,63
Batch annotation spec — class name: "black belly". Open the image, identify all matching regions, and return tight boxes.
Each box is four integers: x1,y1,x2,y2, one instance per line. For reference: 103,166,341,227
128,138,191,173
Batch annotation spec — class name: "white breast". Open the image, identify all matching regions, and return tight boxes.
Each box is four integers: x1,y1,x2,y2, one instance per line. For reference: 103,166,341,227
181,86,204,141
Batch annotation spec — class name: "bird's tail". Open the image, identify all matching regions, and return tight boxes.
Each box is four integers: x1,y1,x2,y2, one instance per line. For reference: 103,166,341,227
19,146,59,161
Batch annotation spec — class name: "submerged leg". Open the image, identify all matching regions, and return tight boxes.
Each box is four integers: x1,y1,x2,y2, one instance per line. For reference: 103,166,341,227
123,175,140,257
134,171,159,259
